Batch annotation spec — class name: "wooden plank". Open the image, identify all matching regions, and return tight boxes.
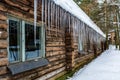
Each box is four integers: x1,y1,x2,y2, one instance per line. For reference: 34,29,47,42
0,23,8,30
4,0,29,11
12,63,65,80
15,0,30,6
47,55,66,62
41,67,66,80
0,31,8,39
0,77,10,80
46,47,65,52
37,63,66,77
0,66,8,75
8,10,23,18
46,38,64,42
29,9,34,15
0,49,7,58
0,40,8,49
46,42,65,47
0,58,8,66
46,51,65,57
0,5,7,12
0,14,7,21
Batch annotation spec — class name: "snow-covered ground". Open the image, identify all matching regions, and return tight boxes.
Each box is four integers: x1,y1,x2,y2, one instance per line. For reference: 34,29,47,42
68,45,120,80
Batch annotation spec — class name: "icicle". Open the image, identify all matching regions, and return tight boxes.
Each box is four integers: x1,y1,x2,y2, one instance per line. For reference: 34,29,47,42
50,1,53,32
69,14,71,33
34,0,37,47
42,0,44,26
59,8,61,30
43,0,47,36
63,10,65,31
48,0,50,34
53,3,55,26
63,11,66,33
55,5,58,37
57,6,59,36
72,16,75,41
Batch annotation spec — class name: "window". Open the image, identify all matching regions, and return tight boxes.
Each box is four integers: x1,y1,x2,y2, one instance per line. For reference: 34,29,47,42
25,23,41,60
8,17,45,63
9,19,20,62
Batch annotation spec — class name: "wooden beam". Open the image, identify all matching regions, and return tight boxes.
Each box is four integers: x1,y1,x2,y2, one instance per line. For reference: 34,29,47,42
0,40,8,49
0,4,7,12
0,24,8,30
0,14,7,21
0,58,8,66
0,66,8,75
0,31,8,39
0,49,7,58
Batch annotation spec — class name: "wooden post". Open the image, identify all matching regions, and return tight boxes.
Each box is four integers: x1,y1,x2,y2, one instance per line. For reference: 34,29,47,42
65,24,74,71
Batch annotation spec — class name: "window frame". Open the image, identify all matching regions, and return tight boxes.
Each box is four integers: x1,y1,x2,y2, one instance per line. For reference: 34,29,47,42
7,16,46,63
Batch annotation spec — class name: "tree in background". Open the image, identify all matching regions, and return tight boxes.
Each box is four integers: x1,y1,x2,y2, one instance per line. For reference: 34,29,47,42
74,0,120,48
74,0,106,32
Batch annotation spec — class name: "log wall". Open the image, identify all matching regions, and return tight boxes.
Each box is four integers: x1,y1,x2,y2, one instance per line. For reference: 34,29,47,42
0,0,104,80
0,0,67,80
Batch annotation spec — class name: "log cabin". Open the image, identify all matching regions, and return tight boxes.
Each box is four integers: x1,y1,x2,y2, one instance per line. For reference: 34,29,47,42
0,0,106,80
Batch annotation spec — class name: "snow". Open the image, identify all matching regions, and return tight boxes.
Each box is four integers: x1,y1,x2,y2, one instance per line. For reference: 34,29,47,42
53,0,106,37
68,45,120,80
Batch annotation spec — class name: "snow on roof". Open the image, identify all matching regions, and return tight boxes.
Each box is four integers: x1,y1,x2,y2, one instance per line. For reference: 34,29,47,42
53,0,106,37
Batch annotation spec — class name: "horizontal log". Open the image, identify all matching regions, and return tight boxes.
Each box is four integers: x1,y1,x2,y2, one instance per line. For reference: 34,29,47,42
0,4,7,12
0,66,8,75
0,14,7,21
35,59,65,72
46,42,65,47
0,58,8,66
47,54,66,62
16,0,30,6
46,51,65,57
46,34,63,38
0,31,8,39
0,49,7,58
14,59,65,79
46,47,65,52
29,9,34,15
46,39,64,42
0,40,8,49
4,0,29,12
0,23,8,30
37,63,65,77
46,28,65,33
12,62,65,80
50,59,66,66
0,77,10,80
8,10,23,18
46,38,64,42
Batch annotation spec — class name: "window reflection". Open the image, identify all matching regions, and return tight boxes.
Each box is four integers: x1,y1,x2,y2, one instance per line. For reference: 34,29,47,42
25,24,41,60
9,20,20,62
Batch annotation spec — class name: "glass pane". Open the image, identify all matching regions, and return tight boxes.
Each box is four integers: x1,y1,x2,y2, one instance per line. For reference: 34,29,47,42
25,23,41,60
9,20,20,62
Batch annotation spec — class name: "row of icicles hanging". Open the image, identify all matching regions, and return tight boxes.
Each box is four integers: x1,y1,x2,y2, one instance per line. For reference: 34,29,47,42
34,0,105,45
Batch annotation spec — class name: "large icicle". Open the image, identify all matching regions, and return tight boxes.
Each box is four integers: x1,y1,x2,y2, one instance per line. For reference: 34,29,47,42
42,0,44,26
34,0,37,47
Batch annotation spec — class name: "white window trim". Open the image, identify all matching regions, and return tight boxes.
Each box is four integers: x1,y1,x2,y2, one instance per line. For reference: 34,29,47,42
7,16,46,63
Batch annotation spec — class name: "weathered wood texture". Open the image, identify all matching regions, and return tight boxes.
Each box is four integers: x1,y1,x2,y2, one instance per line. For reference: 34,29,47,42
0,0,103,80
0,1,9,78
0,0,67,80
